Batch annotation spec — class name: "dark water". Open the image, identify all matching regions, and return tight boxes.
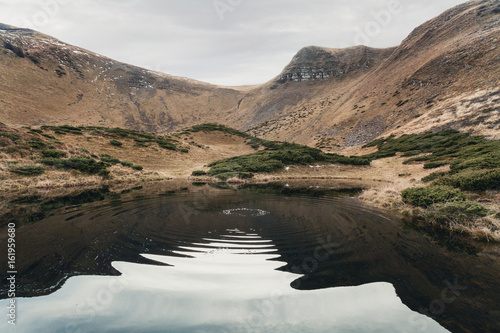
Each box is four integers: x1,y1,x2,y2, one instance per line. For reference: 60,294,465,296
0,183,499,332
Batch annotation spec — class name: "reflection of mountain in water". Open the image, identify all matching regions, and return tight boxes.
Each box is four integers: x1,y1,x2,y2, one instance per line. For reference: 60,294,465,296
0,185,499,332
1,229,448,332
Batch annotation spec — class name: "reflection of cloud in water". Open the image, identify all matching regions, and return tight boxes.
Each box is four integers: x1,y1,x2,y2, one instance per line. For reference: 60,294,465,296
222,208,270,217
0,231,449,333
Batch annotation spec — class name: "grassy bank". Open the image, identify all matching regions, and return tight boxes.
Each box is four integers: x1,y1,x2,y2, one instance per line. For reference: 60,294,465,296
193,143,369,180
2,123,499,243
0,123,183,190
360,130,500,242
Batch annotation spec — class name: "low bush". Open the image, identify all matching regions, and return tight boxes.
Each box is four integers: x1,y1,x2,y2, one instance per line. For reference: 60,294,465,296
42,125,83,135
449,155,500,172
207,144,369,179
0,132,22,141
10,165,45,176
110,140,123,147
423,161,449,169
436,201,491,218
238,172,254,179
40,157,107,174
98,169,110,177
402,156,431,164
401,150,422,157
27,139,48,150
186,123,250,138
99,154,120,165
41,150,67,158
422,171,449,183
401,186,466,207
436,169,500,191
191,170,207,176
132,165,143,171
6,145,30,157
156,139,177,151
362,135,394,148
120,161,134,167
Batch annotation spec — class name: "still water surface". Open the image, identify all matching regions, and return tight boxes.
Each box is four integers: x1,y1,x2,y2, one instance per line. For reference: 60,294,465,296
0,183,499,332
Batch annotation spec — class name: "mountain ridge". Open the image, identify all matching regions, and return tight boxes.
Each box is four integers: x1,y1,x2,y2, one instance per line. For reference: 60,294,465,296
0,0,498,148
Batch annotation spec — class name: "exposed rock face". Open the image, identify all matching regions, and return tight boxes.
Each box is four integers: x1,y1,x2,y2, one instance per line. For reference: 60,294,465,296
277,46,395,83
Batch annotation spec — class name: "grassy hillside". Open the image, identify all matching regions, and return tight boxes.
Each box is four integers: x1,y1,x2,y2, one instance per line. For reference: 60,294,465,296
361,130,500,242
0,123,258,190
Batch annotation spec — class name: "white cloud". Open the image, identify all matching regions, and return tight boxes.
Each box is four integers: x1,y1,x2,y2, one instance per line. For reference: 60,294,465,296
0,0,468,85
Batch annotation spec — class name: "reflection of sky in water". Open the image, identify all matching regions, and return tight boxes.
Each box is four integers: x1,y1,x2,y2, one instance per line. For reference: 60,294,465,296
1,230,448,333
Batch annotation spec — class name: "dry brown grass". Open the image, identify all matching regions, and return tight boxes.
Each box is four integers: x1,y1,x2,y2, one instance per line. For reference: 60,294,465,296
0,128,257,193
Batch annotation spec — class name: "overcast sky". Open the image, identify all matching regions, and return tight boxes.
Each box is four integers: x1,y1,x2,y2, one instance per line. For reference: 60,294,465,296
0,0,468,86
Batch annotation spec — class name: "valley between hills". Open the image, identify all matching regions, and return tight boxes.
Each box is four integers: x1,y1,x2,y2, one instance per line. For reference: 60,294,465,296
1,0,499,245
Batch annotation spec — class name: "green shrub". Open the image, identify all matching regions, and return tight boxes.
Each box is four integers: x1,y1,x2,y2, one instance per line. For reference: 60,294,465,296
28,128,43,134
180,148,189,153
110,140,123,147
42,125,83,135
187,123,250,138
134,137,154,143
363,150,396,160
191,170,207,176
401,150,422,157
120,161,134,167
436,169,500,191
423,161,449,169
156,139,177,151
238,172,254,179
10,165,45,176
41,134,56,140
401,186,466,207
27,139,48,150
6,145,30,157
41,150,67,158
0,132,23,141
99,154,120,165
40,157,107,174
436,201,491,218
207,143,369,179
362,135,395,148
403,156,431,164
422,171,449,183
132,165,143,171
449,156,500,172
103,127,133,138
98,169,110,177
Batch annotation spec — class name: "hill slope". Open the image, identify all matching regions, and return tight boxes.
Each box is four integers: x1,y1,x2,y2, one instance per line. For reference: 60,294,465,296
0,0,499,147
0,23,243,132
246,0,500,147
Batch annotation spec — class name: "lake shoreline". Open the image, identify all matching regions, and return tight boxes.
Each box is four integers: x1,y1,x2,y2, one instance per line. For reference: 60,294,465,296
2,168,499,247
